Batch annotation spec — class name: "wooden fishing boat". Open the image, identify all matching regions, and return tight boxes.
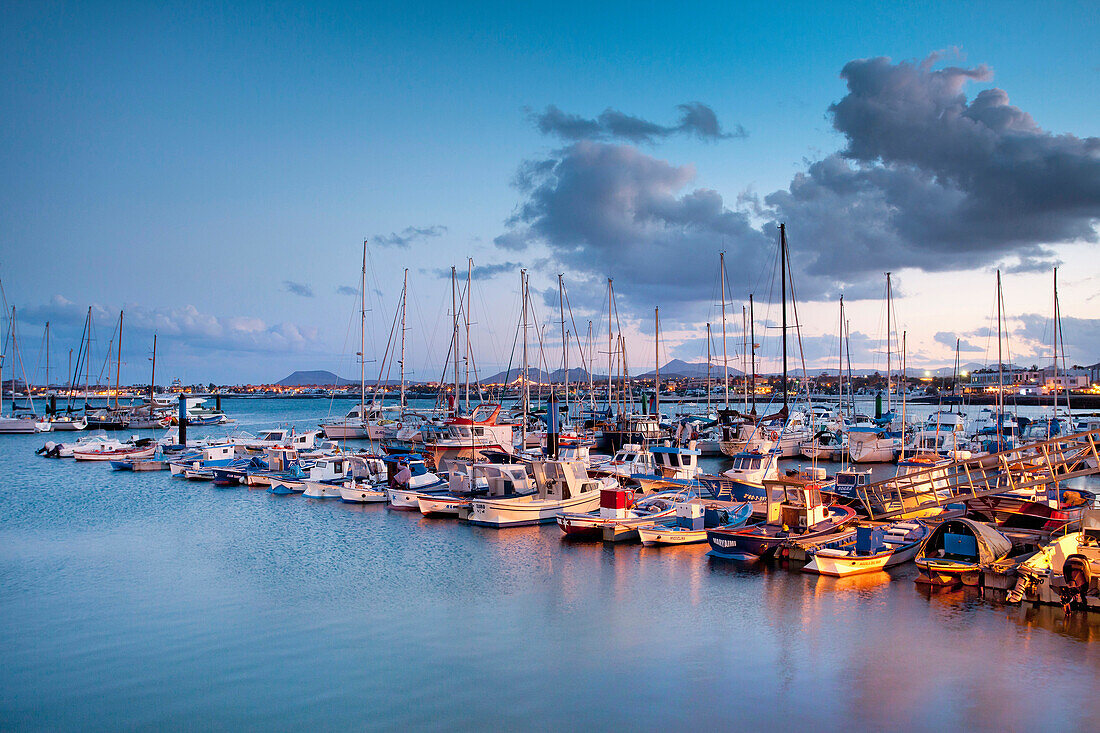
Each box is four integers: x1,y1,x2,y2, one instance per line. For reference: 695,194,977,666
913,518,1013,586
556,487,695,542
73,441,157,462
466,458,613,527
707,476,857,561
636,501,753,546
803,520,930,576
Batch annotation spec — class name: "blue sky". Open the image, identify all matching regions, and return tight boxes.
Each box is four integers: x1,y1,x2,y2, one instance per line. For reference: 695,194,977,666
1,1,1098,384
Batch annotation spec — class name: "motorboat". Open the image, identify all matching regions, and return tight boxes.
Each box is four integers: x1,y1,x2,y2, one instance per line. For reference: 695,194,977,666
72,438,157,462
702,448,781,501
321,403,390,440
556,486,697,542
297,457,354,498
1008,509,1100,611
636,501,754,546
335,456,391,503
418,463,532,516
423,403,517,471
803,520,930,576
630,443,704,493
706,475,857,561
914,518,1013,586
597,443,656,481
466,458,615,527
384,455,448,509
168,443,238,476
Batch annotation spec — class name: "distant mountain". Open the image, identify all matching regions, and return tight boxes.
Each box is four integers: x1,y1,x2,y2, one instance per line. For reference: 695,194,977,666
481,367,601,385
637,359,743,379
276,370,357,386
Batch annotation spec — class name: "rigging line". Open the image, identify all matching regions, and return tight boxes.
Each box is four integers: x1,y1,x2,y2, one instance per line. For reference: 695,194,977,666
561,280,592,386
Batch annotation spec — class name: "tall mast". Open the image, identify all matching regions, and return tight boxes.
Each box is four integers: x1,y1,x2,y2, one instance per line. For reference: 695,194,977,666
8,306,14,414
1052,267,1058,425
749,293,756,413
400,268,408,410
997,269,1003,448
720,252,729,409
886,272,892,412
741,305,748,411
706,322,712,415
360,240,367,413
838,296,844,418
521,270,530,427
115,310,123,409
464,258,472,411
607,279,613,412
654,306,660,419
558,274,567,419
451,266,460,414
587,320,594,410
45,321,49,392
900,331,907,461
150,334,157,417
779,224,788,410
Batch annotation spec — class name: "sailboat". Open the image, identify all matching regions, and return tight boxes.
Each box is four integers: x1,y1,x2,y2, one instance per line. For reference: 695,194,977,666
848,273,904,463
322,241,388,440
0,306,48,433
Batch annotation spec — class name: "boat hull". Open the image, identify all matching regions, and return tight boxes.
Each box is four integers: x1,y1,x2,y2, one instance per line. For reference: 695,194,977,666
468,492,600,527
804,541,923,576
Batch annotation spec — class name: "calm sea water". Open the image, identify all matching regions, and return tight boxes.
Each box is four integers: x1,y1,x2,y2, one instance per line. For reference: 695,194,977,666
2,398,1099,731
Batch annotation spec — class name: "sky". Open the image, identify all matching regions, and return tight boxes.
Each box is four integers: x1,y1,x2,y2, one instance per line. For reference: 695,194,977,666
1,0,1098,385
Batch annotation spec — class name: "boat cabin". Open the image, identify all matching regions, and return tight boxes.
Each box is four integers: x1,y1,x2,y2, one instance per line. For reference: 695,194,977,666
762,477,829,528
833,468,871,501
263,447,301,472
608,444,655,475
306,456,349,481
476,464,535,497
650,443,701,480
532,460,601,501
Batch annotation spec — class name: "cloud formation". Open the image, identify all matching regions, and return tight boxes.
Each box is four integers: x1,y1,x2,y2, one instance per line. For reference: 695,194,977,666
431,261,522,281
499,54,1100,318
530,103,747,144
282,280,314,297
769,53,1100,279
934,331,983,352
335,285,358,296
374,225,447,248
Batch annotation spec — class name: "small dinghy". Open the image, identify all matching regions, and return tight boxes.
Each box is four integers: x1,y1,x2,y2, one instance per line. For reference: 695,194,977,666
636,500,754,546
557,487,696,542
707,476,857,561
803,520,930,576
914,518,1013,587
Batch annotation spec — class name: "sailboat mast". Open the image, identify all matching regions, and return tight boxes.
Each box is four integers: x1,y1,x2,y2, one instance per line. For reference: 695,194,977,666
720,252,729,409
741,305,748,411
997,269,1003,447
452,266,460,414
1052,267,1058,423
749,294,756,413
838,296,844,418
115,310,123,409
654,306,660,418
885,272,892,412
558,274,567,419
901,331,907,461
464,258,472,411
400,268,407,410
45,321,49,392
587,320,594,410
360,241,367,413
607,279,613,412
150,334,157,417
780,224,788,410
706,322,712,415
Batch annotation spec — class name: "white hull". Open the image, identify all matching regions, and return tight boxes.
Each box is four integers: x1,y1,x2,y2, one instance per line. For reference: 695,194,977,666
636,525,708,546
73,446,156,462
339,483,388,503
301,480,343,498
804,541,922,576
468,491,600,527
0,417,39,434
386,486,426,509
417,495,468,516
849,439,898,463
321,422,385,440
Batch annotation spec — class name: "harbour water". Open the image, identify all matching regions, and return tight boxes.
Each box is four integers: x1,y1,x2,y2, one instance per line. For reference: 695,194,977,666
2,399,1099,730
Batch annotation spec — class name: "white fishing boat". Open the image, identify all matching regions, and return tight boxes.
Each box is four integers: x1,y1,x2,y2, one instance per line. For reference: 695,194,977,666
297,457,354,498
384,456,448,508
803,520,930,576
335,456,390,503
466,458,615,528
73,441,157,462
423,403,516,471
418,463,532,516
708,448,781,501
230,428,320,452
598,443,656,480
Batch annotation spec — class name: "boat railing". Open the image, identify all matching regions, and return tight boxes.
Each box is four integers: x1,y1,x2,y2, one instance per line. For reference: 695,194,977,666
856,430,1100,520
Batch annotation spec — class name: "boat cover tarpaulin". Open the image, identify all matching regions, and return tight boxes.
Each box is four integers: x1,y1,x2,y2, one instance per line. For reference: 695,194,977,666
924,518,1013,563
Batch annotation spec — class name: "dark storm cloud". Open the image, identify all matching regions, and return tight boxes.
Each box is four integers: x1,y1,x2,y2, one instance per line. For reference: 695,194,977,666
501,54,1100,317
282,280,314,297
934,331,983,352
769,53,1100,280
495,140,771,312
530,103,747,144
374,225,447,248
